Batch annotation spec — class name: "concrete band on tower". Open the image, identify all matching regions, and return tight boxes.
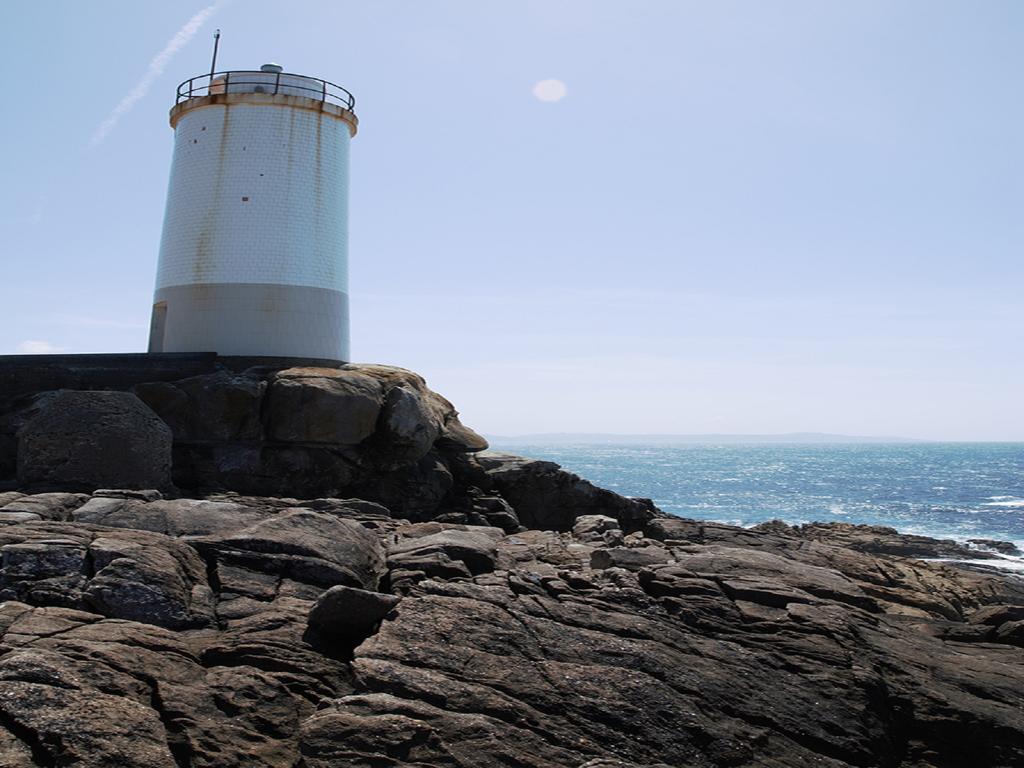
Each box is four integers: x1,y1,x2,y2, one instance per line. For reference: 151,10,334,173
149,66,358,363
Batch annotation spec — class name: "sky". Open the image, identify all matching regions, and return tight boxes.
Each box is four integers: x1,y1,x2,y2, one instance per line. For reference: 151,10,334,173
0,1,1021,440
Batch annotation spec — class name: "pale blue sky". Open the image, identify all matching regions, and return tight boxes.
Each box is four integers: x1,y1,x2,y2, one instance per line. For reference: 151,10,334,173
1,1,1021,439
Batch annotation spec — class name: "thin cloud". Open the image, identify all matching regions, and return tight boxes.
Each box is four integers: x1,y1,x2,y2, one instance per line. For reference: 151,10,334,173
52,313,146,330
91,1,227,145
16,340,66,354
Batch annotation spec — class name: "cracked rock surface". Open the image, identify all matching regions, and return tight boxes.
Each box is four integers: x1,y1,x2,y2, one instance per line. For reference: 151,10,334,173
0,486,1019,767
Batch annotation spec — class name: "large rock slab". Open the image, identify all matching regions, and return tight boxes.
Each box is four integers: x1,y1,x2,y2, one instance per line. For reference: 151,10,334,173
388,524,502,576
0,602,320,767
192,509,387,590
17,391,172,492
265,368,384,445
73,496,268,536
0,522,215,629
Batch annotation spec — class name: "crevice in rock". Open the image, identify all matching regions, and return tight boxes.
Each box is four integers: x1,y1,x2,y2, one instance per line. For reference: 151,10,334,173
81,542,97,581
147,679,193,768
0,708,56,767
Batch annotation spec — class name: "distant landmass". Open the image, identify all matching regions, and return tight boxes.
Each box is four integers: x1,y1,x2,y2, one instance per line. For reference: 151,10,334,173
486,432,924,444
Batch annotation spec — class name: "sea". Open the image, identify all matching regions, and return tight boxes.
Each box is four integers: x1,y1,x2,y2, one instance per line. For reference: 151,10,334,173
486,442,1024,556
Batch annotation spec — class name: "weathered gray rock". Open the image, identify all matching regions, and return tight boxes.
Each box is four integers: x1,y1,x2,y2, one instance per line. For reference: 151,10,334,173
0,646,180,767
17,391,172,492
0,491,88,521
74,496,268,536
0,491,25,507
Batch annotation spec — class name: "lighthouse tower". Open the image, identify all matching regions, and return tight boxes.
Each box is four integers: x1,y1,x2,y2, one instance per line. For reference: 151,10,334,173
148,64,358,362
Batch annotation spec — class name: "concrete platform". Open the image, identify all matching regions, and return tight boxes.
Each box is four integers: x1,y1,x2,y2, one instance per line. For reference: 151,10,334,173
0,353,344,401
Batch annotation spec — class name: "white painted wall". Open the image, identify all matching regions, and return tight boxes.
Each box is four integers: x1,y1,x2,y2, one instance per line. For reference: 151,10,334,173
157,101,350,293
152,91,353,360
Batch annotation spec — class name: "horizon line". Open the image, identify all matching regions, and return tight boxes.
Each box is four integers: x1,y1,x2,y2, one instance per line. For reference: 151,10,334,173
483,432,1024,444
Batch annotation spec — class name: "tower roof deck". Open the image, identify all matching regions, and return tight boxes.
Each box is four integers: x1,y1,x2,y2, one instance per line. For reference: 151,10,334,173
170,68,358,135
176,69,356,112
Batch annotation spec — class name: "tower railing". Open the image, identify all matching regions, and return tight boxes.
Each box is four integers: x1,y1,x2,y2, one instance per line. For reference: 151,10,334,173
175,70,356,112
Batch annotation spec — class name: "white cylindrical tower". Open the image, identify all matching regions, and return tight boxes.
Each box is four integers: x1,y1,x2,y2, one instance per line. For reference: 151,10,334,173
148,64,358,362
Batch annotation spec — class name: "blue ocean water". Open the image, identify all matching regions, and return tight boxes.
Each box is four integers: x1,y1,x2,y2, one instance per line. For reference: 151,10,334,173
487,442,1024,548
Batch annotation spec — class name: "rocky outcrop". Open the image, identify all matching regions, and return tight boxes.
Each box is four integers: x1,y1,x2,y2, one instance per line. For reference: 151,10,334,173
465,452,658,532
1,364,666,535
0,484,1019,767
2,360,1024,766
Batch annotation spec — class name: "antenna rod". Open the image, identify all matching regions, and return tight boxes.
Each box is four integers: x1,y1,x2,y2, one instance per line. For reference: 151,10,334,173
209,29,221,81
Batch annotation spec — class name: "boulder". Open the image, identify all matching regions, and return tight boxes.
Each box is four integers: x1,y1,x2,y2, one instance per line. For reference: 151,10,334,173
436,418,489,452
472,452,658,532
388,525,502,576
995,620,1024,647
967,538,1021,556
573,514,621,543
264,368,383,445
134,369,265,442
644,516,704,543
967,604,1024,626
307,585,401,643
17,391,172,492
374,384,443,464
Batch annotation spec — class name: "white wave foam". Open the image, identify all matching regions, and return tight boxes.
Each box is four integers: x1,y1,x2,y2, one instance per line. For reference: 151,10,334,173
982,499,1024,508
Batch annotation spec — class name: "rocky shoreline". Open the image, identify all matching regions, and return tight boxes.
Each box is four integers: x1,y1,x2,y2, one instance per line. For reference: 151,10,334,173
0,361,1021,766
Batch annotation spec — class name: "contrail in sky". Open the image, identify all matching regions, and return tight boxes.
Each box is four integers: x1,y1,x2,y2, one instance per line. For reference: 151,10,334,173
91,1,227,145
